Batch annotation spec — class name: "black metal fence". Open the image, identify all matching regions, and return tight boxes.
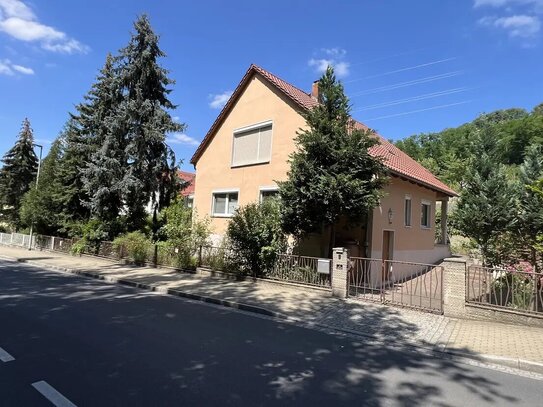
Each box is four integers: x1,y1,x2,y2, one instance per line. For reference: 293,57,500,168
466,265,543,316
349,257,444,314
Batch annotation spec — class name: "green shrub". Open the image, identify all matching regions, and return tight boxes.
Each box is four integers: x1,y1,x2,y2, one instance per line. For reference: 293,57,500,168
159,201,210,269
226,199,287,277
113,231,151,265
70,238,88,256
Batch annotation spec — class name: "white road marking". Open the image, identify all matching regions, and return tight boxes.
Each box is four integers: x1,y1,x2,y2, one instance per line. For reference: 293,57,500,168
32,381,77,407
0,346,15,362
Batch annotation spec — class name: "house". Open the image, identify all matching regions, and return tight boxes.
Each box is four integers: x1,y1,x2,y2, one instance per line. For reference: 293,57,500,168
190,64,457,265
178,170,195,207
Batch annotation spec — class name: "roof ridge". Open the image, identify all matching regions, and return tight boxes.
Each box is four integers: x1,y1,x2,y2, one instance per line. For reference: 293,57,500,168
251,64,314,99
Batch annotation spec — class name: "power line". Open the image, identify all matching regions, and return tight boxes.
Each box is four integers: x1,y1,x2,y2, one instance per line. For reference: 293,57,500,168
362,100,472,122
353,87,470,112
350,71,464,97
345,57,458,83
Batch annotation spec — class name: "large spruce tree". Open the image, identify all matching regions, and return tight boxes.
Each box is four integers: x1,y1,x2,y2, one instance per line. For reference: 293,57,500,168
279,66,387,256
516,144,543,270
20,138,64,235
116,14,183,234
452,127,517,266
80,53,126,234
0,118,38,228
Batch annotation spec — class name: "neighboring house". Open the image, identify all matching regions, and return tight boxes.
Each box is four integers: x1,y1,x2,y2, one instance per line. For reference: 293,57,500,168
190,64,457,264
178,170,195,208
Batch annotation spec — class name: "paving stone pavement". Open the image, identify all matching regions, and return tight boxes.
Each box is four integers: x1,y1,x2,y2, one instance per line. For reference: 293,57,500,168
1,244,542,371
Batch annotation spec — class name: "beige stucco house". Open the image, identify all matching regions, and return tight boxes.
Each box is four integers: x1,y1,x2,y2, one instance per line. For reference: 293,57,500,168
190,64,457,265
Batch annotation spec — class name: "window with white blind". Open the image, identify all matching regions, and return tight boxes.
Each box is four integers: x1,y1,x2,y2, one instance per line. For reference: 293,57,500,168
212,192,239,217
231,122,272,167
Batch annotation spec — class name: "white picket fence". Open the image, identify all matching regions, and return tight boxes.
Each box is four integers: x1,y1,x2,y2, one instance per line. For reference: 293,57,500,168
0,232,56,250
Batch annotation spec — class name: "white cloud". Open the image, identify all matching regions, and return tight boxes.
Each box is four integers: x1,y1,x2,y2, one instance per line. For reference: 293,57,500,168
0,58,33,75
479,14,541,36
0,0,89,54
208,90,233,109
308,47,350,78
308,58,350,78
11,63,33,74
0,0,35,19
167,133,200,146
321,47,347,58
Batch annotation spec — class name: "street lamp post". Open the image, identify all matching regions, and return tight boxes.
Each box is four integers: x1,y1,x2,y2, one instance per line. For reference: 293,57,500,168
28,143,43,251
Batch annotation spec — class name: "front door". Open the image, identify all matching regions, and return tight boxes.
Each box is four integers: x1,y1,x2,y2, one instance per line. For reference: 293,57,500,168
382,231,394,281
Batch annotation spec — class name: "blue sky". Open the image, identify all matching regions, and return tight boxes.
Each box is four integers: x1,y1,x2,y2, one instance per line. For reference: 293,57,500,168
1,0,542,172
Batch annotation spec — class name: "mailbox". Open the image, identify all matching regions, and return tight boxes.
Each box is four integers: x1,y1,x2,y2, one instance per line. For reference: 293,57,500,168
317,258,331,274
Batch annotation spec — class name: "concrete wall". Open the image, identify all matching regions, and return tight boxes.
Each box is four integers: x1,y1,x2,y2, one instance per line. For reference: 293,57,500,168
193,73,307,236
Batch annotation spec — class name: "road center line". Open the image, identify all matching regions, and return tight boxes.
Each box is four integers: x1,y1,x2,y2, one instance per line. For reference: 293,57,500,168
31,381,77,407
0,346,15,362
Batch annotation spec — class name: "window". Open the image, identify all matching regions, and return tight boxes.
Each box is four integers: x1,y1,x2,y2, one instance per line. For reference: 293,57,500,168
231,122,272,167
186,195,194,209
404,196,412,227
421,201,431,228
212,192,238,217
260,188,279,203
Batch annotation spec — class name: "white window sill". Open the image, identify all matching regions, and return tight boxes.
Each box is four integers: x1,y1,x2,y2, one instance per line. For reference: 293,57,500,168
231,161,270,169
212,214,235,218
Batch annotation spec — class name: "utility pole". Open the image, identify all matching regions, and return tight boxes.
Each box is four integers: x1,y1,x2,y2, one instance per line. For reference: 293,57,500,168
28,143,43,250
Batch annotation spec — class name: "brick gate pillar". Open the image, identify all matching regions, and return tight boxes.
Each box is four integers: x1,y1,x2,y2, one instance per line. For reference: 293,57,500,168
332,247,349,298
442,257,467,318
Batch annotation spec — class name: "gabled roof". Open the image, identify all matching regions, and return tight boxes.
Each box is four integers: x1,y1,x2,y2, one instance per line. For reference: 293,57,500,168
178,170,195,196
191,64,457,197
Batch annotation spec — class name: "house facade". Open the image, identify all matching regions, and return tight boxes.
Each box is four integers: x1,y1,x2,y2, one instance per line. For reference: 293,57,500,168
190,64,456,265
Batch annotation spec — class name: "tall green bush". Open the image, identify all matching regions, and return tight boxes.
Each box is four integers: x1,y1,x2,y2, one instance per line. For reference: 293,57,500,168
226,199,286,277
113,231,151,265
160,201,210,268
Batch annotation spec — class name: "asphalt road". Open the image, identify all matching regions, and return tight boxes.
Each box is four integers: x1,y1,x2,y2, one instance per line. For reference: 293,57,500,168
0,260,541,407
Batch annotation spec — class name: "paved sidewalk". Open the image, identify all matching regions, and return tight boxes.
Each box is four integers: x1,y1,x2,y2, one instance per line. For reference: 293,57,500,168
1,244,543,374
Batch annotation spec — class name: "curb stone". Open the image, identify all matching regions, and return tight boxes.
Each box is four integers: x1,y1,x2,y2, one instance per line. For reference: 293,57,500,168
1,254,543,378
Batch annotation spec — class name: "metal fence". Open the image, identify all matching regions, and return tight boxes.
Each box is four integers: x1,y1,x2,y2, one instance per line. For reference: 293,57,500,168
467,265,543,316
198,247,332,288
267,254,331,288
349,257,444,314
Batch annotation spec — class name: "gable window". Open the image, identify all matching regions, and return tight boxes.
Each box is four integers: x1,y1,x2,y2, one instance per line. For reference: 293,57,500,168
421,201,431,228
212,191,238,217
404,196,412,227
232,122,272,167
260,187,279,203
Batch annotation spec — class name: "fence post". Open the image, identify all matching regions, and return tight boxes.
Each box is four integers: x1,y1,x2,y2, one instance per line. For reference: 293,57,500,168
198,246,203,267
51,236,55,251
332,247,349,298
10,232,13,245
441,257,467,318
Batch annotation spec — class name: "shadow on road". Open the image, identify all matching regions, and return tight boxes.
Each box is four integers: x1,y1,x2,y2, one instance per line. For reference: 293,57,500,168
0,261,528,406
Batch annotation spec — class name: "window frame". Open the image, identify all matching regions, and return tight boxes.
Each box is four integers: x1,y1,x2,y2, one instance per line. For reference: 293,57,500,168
404,195,412,227
211,189,240,217
231,120,273,168
259,186,279,203
421,200,432,229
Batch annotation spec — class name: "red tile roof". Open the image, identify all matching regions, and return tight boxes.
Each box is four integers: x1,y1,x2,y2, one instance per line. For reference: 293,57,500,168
191,64,457,197
178,170,195,196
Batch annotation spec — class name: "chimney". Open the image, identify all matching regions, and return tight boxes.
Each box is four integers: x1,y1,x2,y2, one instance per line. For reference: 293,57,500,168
311,80,319,100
